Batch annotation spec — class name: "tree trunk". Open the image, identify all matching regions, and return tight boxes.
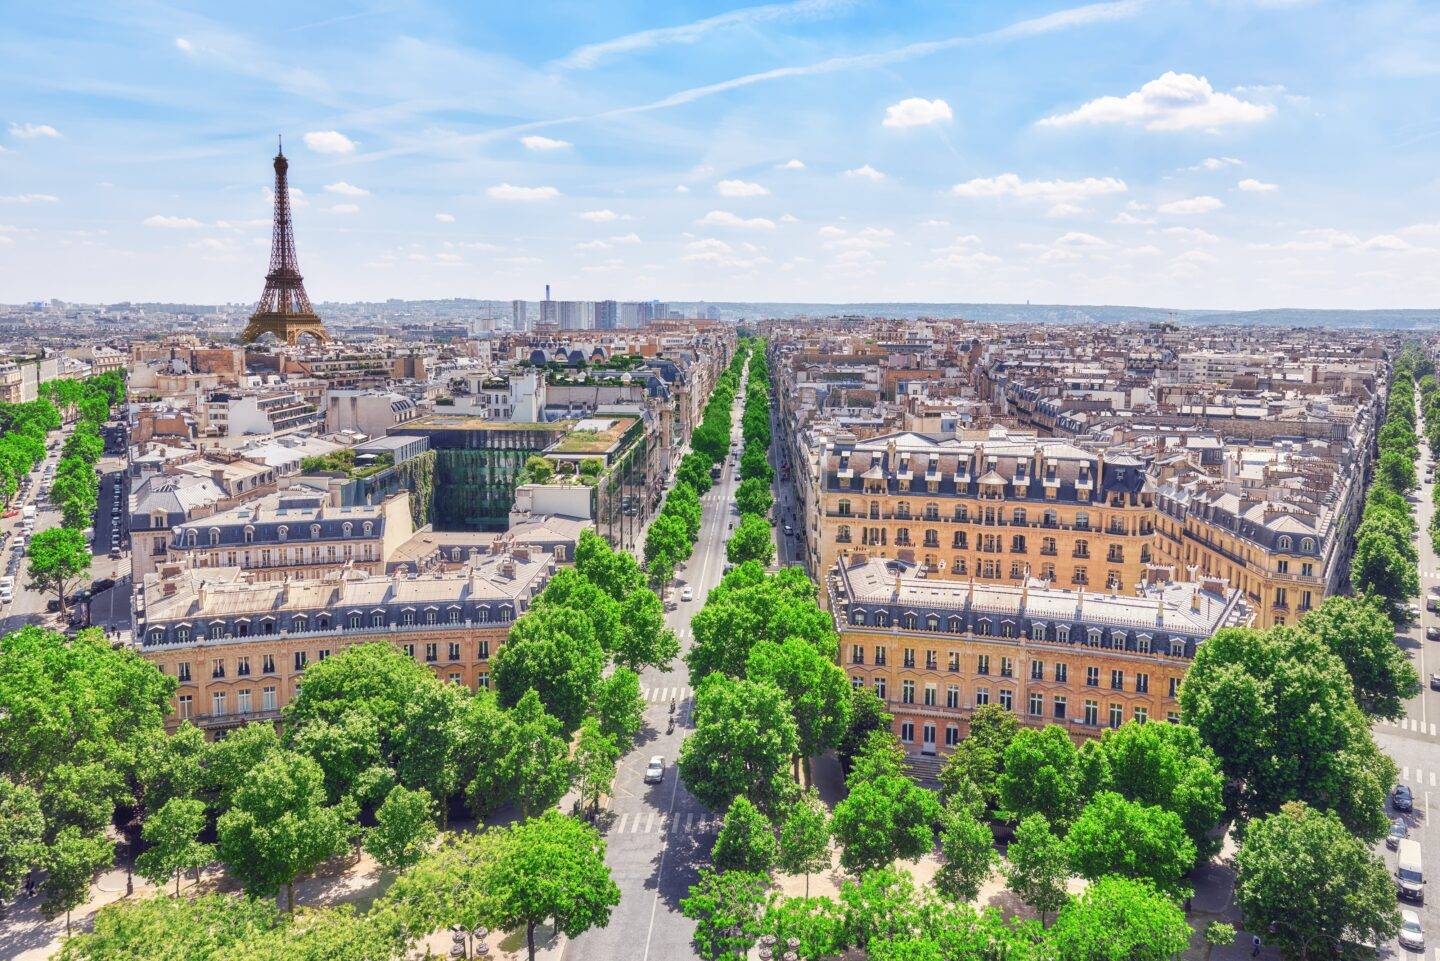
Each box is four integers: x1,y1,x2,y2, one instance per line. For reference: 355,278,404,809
66,910,71,936
804,872,810,898
527,921,537,961
287,882,295,913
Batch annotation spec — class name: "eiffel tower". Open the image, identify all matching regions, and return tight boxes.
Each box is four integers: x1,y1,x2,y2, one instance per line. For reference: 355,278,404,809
240,138,331,346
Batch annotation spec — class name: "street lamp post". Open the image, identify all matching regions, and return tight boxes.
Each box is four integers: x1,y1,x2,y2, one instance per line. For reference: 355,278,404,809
449,925,490,959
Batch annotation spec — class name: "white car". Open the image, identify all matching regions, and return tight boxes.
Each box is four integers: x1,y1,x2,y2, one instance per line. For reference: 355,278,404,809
680,585,694,602
643,755,665,784
1400,910,1425,950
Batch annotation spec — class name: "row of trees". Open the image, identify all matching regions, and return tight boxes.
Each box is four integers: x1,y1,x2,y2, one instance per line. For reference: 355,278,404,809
1351,350,1422,619
645,341,751,586
726,339,777,567
1419,369,1440,553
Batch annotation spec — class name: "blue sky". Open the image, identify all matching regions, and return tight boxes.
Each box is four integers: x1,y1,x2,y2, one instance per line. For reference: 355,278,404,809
1,0,1438,309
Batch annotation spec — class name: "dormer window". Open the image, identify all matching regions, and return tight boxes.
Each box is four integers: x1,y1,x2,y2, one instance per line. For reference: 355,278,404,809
278,525,288,541
363,522,374,536
311,524,322,539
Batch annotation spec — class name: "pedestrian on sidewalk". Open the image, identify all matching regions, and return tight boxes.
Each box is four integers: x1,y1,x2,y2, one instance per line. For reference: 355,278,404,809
1252,935,1261,956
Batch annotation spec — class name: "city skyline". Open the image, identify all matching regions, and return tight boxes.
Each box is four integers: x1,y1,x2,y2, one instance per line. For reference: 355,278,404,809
2,0,1439,309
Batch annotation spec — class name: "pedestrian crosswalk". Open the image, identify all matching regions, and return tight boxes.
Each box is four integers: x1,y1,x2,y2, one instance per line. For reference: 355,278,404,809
1379,717,1440,737
642,686,693,703
1400,766,1440,788
606,811,719,837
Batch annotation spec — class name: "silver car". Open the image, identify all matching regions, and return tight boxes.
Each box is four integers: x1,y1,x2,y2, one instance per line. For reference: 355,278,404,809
1400,910,1424,950
643,755,665,783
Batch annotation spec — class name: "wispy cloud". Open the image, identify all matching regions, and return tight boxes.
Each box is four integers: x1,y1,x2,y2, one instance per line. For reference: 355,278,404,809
951,172,1126,203
142,214,202,228
553,0,858,70
716,179,770,197
697,210,776,230
486,184,560,201
9,123,60,139
521,135,571,151
0,194,59,204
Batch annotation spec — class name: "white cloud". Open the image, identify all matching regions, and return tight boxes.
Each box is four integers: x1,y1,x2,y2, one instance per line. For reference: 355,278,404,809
1362,234,1411,251
688,238,734,254
716,179,770,197
825,226,894,251
521,135,572,151
303,130,356,154
609,232,641,244
486,184,561,201
1124,244,1162,256
327,203,360,214
1237,178,1278,192
174,37,193,53
580,209,619,222
1157,195,1223,215
779,213,799,223
816,225,847,238
1047,203,1084,217
918,219,950,228
843,164,886,181
1055,231,1109,248
697,210,776,230
576,240,611,251
882,97,953,128
1162,226,1219,243
9,123,60,139
1111,211,1155,225
674,185,690,193
1038,72,1275,132
950,172,1126,204
143,215,203,228
434,213,455,223
777,159,805,170
1174,249,1218,265
1193,156,1243,171
324,181,369,196
0,194,58,204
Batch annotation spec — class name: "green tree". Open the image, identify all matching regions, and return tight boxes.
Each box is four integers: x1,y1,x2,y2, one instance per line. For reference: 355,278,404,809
134,722,207,816
1350,527,1418,618
26,527,91,614
216,750,351,911
490,811,621,961
679,675,798,813
493,605,605,733
760,895,845,961
936,801,997,903
42,827,114,934
1047,876,1191,961
573,529,645,601
523,455,555,484
135,797,212,896
1300,595,1419,720
832,739,942,873
681,869,770,961
457,688,519,817
777,790,831,897
836,867,929,952
644,512,690,585
938,704,1018,812
203,720,280,809
1234,802,1400,961
364,785,436,870
1377,449,1418,494
507,689,574,818
1005,814,1069,926
57,893,284,961
574,716,620,818
745,636,853,767
726,513,775,567
0,777,44,904
593,667,645,746
735,477,773,518
614,588,680,673
995,725,1082,828
712,796,778,874
1063,791,1196,900
287,710,384,805
838,687,893,773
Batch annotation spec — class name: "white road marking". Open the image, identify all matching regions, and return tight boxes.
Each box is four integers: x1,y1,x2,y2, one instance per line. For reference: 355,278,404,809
616,813,631,834
644,812,655,833
630,814,641,834
1405,766,1412,781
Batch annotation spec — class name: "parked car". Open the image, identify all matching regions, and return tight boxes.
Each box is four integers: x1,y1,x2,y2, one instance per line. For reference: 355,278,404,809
643,755,665,784
91,577,115,593
1394,784,1415,812
1427,626,1440,641
1390,817,1410,850
1400,910,1425,950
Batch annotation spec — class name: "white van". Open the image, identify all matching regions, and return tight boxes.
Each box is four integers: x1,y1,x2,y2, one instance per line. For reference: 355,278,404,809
1399,838,1425,903
0,576,14,605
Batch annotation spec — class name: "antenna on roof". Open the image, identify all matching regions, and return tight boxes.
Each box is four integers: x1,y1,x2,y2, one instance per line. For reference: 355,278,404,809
277,133,283,156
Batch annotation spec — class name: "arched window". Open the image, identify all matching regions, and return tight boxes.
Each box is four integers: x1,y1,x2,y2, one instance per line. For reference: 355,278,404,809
362,522,374,537
1012,508,1027,525
1300,537,1315,553
1000,621,1016,638
1031,621,1047,640
277,525,288,541
451,548,462,562
185,529,197,546
1277,535,1292,552
1075,511,1090,529
852,609,867,625
1087,628,1102,646
311,524,321,539
342,522,353,537
208,528,220,546
243,526,254,544
1136,633,1152,654
1056,625,1070,643
1170,638,1186,657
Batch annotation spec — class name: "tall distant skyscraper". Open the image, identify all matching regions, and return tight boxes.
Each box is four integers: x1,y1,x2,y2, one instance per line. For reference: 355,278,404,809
510,299,529,332
635,301,655,326
595,300,618,331
539,285,557,327
558,301,593,330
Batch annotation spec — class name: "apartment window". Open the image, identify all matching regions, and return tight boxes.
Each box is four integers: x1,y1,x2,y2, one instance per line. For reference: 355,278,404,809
999,689,1014,712
1054,663,1068,683
923,684,936,707
177,661,192,682
211,658,225,679
1109,703,1124,729
402,611,415,626
977,655,990,675
425,643,438,663
874,646,888,666
448,609,462,624
1030,659,1044,680
1301,562,1314,577
177,694,192,719
1135,673,1149,694
1167,712,1181,725
851,644,865,665
903,648,916,668
1084,699,1099,726
262,686,276,712
1085,666,1099,687
901,680,915,704
1110,669,1124,691
211,692,227,717
874,678,886,700
900,722,915,743
945,725,960,746
1000,657,1013,678
318,649,330,662
851,676,864,690
478,640,490,659
262,654,275,674
975,687,990,706
236,656,250,677
1168,677,1180,698
1029,692,1044,716
1134,707,1149,724
1053,696,1067,720
237,689,252,715
448,642,461,662
372,613,385,628
1277,559,1289,574
294,651,307,671
946,685,960,709
947,652,960,672
925,649,937,670
403,643,415,658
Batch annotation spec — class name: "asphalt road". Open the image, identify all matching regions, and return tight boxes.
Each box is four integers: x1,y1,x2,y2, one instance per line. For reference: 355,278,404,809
564,371,750,961
1373,402,1440,961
